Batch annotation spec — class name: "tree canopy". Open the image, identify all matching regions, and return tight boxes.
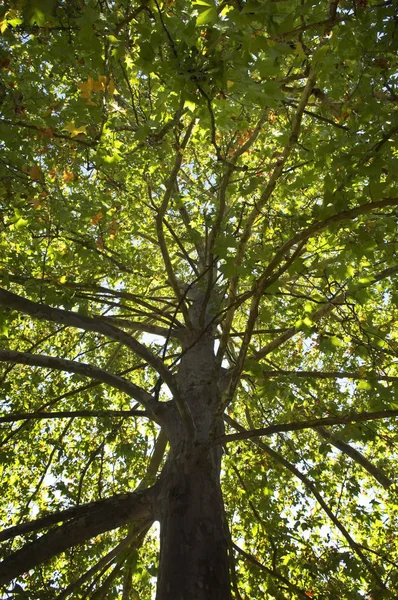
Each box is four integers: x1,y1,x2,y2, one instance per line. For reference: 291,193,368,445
0,0,397,598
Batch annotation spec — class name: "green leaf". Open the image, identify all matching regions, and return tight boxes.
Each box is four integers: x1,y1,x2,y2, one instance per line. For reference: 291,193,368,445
14,217,28,230
0,3,397,598
357,380,372,391
140,41,155,62
196,7,217,26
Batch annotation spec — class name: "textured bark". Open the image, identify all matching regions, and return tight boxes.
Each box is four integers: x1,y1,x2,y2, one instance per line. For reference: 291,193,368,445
0,488,156,543
0,486,157,584
156,450,231,600
155,298,231,599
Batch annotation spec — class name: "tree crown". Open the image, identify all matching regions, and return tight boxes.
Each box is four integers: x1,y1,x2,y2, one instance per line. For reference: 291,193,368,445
0,0,397,598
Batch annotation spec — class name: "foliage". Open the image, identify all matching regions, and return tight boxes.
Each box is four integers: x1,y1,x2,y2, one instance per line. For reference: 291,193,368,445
0,0,397,598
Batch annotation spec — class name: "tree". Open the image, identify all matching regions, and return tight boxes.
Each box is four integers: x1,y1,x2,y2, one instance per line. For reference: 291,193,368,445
0,0,397,597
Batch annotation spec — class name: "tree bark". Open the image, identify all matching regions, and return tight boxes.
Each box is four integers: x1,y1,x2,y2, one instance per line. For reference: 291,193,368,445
153,301,231,599
0,486,156,584
156,448,231,600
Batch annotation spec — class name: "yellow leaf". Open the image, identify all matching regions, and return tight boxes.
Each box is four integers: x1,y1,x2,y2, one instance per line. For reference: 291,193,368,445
63,170,74,183
184,100,196,112
77,75,117,98
109,219,118,238
63,121,87,137
107,78,117,94
0,21,8,34
92,76,106,92
59,275,67,284
77,76,94,98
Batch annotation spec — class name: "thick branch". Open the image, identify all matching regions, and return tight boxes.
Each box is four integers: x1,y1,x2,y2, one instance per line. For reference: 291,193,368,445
0,349,153,410
257,369,398,382
219,410,398,444
0,409,147,424
252,263,398,361
136,429,168,491
0,287,179,398
225,416,386,589
0,487,156,545
316,427,392,488
0,485,158,584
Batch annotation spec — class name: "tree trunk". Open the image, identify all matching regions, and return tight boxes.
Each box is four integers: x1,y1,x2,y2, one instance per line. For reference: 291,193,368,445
156,448,231,600
155,299,231,598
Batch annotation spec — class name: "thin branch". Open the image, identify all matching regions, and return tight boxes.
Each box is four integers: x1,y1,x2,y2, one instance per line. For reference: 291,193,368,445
55,536,132,600
223,240,307,408
4,274,180,322
114,4,146,35
282,14,348,38
232,543,309,599
122,559,135,600
301,108,349,130
215,69,317,369
56,521,150,600
19,420,72,521
88,555,127,600
100,316,183,339
0,117,97,148
255,199,398,295
0,364,146,448
163,216,200,277
155,120,195,326
200,113,269,324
